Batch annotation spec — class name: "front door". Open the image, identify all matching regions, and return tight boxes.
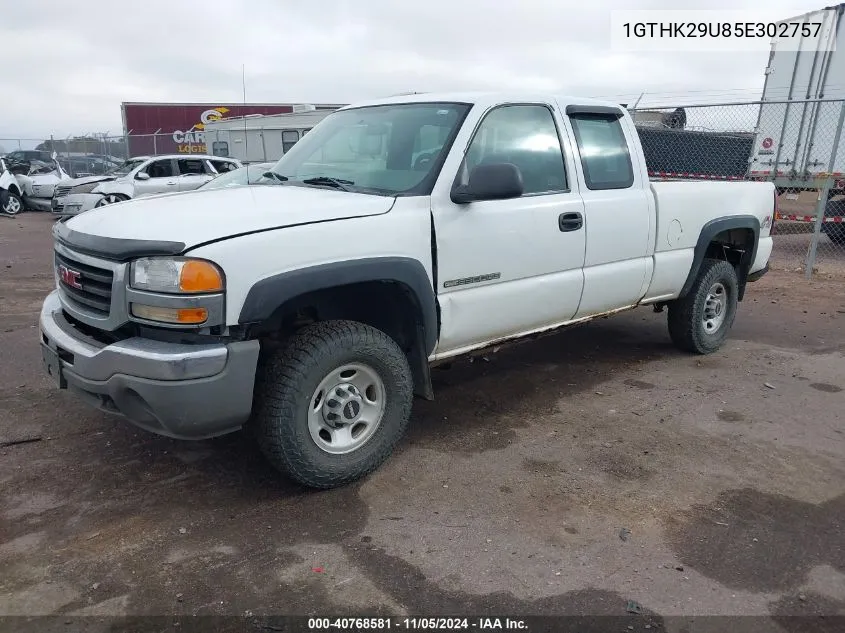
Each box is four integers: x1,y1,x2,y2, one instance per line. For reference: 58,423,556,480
431,103,586,357
135,158,178,197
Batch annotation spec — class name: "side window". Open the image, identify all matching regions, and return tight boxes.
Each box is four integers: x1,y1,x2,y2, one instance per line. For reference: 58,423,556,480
177,158,208,175
210,159,235,173
211,141,229,157
144,159,175,178
282,130,299,153
569,113,634,190
463,104,567,195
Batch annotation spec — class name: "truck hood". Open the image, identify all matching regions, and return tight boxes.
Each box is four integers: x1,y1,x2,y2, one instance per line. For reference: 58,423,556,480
64,185,396,249
66,174,118,187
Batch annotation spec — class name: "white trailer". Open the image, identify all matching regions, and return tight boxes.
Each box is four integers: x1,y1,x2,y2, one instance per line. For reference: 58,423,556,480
203,106,339,163
750,3,845,179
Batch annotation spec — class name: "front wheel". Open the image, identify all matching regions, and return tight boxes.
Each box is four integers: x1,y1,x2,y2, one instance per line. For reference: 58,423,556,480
0,190,23,215
668,258,739,354
251,320,414,489
95,193,129,207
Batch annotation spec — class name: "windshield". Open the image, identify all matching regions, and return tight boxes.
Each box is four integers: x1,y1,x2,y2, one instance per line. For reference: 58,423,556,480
200,163,275,190
107,158,146,177
268,102,471,196
28,161,57,175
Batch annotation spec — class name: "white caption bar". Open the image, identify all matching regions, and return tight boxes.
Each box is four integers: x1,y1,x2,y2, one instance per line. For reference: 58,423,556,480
610,9,838,52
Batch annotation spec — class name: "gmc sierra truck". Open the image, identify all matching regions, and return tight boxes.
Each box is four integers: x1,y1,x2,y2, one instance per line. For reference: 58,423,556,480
39,92,775,488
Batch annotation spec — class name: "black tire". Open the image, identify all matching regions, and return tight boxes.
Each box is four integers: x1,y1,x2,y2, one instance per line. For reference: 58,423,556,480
0,190,23,215
95,193,129,208
668,258,739,355
251,320,414,489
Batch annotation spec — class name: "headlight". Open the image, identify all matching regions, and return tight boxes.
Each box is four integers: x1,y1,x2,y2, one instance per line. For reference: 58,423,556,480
130,257,224,294
72,182,100,194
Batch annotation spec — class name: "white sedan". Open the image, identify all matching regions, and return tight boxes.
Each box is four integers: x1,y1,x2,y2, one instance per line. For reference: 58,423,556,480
51,154,241,216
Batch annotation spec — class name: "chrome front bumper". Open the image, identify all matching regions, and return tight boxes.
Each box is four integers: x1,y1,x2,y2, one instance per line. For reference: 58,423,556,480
39,290,260,439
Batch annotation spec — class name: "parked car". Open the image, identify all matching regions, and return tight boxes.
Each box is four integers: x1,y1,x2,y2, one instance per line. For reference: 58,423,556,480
39,92,775,489
0,158,24,214
51,154,242,216
59,155,123,179
16,158,71,211
198,162,275,190
3,149,55,163
0,155,70,212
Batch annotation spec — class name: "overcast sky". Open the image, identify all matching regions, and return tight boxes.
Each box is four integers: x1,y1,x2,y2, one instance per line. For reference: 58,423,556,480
0,0,825,141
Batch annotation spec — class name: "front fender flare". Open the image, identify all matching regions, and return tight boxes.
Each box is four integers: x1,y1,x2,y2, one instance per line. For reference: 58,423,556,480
238,257,439,355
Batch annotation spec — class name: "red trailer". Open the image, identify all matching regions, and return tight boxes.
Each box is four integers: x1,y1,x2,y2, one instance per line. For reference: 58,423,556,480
121,102,344,157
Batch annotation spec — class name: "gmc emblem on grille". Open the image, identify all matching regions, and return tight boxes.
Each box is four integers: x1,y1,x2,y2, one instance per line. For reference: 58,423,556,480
58,264,82,289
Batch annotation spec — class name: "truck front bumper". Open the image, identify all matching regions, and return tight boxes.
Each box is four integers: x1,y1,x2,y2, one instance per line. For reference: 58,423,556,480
39,290,260,440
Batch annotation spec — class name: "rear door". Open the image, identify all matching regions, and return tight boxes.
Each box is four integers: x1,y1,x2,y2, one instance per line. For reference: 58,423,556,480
431,102,586,356
176,158,214,191
563,105,654,318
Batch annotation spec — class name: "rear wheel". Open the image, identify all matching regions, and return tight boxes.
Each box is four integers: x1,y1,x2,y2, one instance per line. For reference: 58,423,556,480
251,320,414,489
668,258,739,354
0,190,23,215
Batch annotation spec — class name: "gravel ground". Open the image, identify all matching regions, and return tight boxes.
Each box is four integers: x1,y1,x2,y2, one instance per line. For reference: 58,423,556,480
1,213,843,631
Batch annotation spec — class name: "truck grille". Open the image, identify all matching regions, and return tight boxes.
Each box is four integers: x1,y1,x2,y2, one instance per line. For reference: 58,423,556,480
55,251,114,316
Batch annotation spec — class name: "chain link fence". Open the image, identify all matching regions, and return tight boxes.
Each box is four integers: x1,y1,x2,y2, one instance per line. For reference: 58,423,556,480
630,98,845,278
0,132,216,178
4,99,845,277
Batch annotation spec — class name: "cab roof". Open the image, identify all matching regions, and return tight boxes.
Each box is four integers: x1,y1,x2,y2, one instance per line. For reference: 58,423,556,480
338,91,623,111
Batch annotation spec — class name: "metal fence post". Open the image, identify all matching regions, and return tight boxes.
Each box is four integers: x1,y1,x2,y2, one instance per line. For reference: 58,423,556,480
260,126,267,161
804,100,845,279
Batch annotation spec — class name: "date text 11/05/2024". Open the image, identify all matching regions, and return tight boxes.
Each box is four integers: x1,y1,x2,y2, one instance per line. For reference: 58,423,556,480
307,617,528,630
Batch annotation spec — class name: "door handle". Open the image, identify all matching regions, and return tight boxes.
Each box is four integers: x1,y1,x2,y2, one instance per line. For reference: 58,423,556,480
558,212,583,232
166,181,177,186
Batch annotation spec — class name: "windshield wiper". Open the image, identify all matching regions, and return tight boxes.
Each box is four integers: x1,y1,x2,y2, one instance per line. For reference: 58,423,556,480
263,171,288,183
300,176,354,191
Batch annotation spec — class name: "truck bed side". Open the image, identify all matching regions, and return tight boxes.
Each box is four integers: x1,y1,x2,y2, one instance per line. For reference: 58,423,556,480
642,180,776,303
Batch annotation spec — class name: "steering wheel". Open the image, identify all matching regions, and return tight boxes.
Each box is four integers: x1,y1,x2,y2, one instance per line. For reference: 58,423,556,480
413,152,434,170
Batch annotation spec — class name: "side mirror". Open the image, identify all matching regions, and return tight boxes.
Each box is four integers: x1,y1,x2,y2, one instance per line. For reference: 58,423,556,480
135,172,151,181
451,162,524,204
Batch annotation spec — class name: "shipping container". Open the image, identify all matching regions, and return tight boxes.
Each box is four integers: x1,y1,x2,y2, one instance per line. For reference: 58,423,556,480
749,3,845,178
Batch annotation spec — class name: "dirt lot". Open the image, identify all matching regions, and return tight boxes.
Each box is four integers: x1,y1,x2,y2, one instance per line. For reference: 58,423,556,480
1,213,844,630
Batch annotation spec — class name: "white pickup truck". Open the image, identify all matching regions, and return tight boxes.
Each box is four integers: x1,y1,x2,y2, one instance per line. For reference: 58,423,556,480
39,92,775,488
